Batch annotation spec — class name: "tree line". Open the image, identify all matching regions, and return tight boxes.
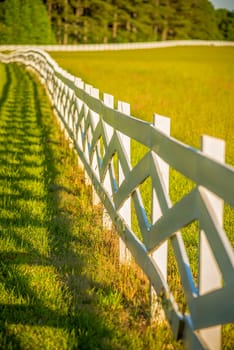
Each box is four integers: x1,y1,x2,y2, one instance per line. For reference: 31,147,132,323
0,0,233,45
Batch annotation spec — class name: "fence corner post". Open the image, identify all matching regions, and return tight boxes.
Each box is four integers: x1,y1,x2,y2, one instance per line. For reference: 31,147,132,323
150,113,170,321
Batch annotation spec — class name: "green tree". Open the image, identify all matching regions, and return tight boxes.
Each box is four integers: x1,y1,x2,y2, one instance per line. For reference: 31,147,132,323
43,0,234,43
216,8,234,40
189,0,221,39
169,0,192,39
0,0,55,44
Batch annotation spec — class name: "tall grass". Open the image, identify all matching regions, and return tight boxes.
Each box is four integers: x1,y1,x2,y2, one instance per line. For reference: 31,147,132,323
50,47,234,348
51,47,234,165
0,63,182,349
1,47,233,348
51,46,234,240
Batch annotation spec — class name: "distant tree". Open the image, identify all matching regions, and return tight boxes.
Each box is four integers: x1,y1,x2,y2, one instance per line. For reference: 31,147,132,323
1,0,230,44
170,0,192,39
189,0,221,39
216,8,234,40
0,0,7,43
83,0,114,43
226,11,234,40
0,0,55,44
69,0,85,43
44,0,65,44
148,0,188,41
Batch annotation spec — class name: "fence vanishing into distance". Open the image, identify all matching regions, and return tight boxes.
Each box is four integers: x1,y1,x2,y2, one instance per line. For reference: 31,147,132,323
0,40,234,52
0,48,233,350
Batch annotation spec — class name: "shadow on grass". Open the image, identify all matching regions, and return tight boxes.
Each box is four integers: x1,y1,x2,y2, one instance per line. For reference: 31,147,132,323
0,64,121,349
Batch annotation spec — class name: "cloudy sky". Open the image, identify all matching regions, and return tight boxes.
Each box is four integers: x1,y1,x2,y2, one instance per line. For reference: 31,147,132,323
209,0,234,10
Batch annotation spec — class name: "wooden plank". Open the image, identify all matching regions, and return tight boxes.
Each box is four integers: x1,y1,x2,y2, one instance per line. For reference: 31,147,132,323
150,114,170,321
198,135,224,350
102,93,114,229
90,87,101,205
73,88,234,207
198,188,234,279
147,189,197,252
117,101,131,264
191,285,234,329
4,49,234,350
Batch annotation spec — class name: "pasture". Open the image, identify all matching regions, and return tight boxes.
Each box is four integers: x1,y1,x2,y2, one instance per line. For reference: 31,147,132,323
50,46,234,348
51,46,234,166
0,46,233,349
51,46,234,244
0,63,182,349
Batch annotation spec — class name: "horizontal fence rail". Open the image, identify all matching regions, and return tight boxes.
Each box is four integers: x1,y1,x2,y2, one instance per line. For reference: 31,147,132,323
0,40,234,52
0,49,233,350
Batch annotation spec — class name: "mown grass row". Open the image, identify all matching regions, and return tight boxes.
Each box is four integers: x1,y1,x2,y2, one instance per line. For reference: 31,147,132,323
0,63,183,349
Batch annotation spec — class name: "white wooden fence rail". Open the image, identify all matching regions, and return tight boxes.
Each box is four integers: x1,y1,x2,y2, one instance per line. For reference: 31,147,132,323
0,40,234,52
0,49,233,350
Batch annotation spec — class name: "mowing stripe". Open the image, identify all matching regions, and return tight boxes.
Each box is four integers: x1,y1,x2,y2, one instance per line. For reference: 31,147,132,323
0,64,184,350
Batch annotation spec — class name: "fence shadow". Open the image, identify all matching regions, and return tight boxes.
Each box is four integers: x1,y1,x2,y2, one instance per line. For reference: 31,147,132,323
0,64,121,349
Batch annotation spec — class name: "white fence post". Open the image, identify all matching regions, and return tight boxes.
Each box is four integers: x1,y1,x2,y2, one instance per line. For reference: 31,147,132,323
150,114,170,320
90,87,101,206
102,93,114,230
117,101,131,264
63,85,71,143
84,83,92,185
199,135,225,350
74,78,85,171
2,50,233,350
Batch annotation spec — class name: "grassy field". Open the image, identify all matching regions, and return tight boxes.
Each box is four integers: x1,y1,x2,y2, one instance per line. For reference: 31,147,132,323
0,47,233,349
51,46,234,166
50,46,234,348
51,46,234,243
0,63,183,349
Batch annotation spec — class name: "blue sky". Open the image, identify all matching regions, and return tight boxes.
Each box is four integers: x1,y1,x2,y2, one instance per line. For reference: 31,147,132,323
209,0,234,10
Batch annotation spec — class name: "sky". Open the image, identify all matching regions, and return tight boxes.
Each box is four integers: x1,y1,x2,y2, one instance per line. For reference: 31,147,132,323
209,0,234,10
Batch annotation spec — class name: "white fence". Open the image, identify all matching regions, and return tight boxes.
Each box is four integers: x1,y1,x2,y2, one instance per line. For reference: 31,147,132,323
0,49,233,350
0,40,234,52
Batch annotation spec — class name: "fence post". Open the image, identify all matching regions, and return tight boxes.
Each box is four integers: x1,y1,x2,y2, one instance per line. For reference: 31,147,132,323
74,78,85,171
54,79,66,139
150,114,170,320
102,93,114,230
90,87,101,206
63,85,71,144
67,87,75,148
199,135,224,350
83,84,92,186
117,101,131,264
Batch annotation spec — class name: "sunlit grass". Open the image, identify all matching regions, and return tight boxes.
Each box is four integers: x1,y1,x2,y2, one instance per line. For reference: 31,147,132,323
0,63,182,349
50,47,234,347
1,46,233,348
51,46,234,235
51,46,234,165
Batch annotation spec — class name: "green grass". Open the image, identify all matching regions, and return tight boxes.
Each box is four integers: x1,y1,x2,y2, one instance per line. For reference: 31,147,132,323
1,47,233,348
51,46,234,165
50,46,234,233
50,47,234,347
0,64,7,98
51,46,234,239
0,63,183,349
